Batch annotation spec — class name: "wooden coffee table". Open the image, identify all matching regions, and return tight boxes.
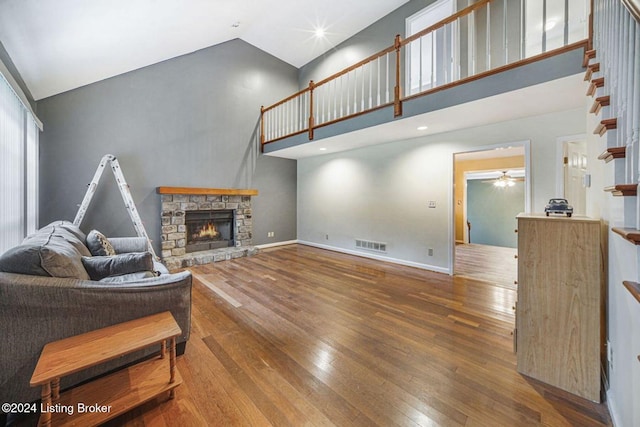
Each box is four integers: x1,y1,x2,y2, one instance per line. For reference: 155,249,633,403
30,311,182,427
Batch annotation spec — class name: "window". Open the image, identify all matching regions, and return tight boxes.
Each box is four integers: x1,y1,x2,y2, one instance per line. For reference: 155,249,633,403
0,71,39,254
406,0,456,95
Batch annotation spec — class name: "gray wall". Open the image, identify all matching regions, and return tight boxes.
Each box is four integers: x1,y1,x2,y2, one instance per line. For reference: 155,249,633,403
36,39,298,252
297,108,586,272
299,0,437,87
467,179,524,248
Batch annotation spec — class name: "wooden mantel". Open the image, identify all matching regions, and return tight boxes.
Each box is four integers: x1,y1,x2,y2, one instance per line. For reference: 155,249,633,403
157,187,258,196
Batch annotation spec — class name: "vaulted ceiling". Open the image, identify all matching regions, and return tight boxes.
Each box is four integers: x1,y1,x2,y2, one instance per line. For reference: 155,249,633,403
0,0,410,100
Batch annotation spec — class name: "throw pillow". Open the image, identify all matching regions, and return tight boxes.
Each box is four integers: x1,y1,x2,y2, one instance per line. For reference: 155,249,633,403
86,230,116,256
81,252,154,281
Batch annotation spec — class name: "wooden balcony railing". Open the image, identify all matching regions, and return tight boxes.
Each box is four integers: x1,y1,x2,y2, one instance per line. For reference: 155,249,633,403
261,0,590,148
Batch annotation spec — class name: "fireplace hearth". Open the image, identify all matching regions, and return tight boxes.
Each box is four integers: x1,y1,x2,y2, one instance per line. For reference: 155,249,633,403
185,210,234,253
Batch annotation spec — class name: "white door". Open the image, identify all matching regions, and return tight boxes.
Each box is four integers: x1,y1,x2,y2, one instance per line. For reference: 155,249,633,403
564,140,587,215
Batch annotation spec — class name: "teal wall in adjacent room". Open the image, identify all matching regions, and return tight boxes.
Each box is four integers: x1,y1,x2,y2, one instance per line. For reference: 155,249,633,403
466,179,524,248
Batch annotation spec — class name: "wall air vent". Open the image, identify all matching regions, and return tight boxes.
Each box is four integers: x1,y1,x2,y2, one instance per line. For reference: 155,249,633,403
355,239,387,253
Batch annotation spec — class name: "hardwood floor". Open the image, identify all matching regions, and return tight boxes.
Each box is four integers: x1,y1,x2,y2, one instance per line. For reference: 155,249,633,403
455,243,518,290
106,244,610,426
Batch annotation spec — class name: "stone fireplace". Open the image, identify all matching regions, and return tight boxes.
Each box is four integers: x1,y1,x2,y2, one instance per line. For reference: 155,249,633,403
157,187,258,271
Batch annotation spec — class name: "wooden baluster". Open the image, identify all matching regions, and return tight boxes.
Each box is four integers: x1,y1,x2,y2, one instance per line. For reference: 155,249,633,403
308,80,315,141
260,106,265,150
368,61,373,109
376,57,381,107
394,34,403,117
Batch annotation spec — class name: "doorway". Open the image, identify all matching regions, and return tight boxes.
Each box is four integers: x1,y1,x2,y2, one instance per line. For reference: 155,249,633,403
452,143,529,287
562,138,587,215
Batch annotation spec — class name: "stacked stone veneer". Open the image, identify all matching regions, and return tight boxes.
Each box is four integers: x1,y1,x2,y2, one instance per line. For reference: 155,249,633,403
160,193,257,271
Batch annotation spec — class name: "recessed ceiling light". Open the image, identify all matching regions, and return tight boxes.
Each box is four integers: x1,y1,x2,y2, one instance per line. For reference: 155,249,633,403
315,28,326,38
319,147,327,151
417,126,428,131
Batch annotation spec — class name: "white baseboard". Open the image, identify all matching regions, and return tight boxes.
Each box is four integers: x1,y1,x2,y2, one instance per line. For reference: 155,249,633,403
298,240,450,275
255,240,299,249
606,391,620,427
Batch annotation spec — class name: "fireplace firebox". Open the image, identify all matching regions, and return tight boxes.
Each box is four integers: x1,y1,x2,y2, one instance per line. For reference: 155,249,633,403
185,210,234,253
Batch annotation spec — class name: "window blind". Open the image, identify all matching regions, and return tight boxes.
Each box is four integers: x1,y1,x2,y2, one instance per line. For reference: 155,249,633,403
0,71,39,254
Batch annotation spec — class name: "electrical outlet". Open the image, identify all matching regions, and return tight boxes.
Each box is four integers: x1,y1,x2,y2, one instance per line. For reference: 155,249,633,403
428,201,436,208
325,234,329,240
428,248,434,256
267,231,274,237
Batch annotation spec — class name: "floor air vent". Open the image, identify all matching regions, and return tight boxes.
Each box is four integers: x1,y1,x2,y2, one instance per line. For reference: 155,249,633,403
355,239,387,253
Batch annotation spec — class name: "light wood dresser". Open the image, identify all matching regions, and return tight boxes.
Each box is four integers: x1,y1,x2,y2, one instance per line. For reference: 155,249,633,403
515,213,604,402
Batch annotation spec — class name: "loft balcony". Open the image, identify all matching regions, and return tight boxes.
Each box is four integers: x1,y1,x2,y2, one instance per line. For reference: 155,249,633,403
260,0,591,159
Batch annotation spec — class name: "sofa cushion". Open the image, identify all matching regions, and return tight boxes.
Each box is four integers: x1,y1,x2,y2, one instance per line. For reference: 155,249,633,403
86,230,116,256
0,244,49,276
81,252,155,281
99,271,158,283
0,222,91,279
36,221,88,243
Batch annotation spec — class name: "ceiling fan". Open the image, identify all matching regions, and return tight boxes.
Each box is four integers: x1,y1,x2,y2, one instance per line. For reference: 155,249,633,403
482,171,525,187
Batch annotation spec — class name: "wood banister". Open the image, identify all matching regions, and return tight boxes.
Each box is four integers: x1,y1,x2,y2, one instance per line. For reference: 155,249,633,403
394,34,402,117
262,87,311,113
314,46,396,87
401,0,492,46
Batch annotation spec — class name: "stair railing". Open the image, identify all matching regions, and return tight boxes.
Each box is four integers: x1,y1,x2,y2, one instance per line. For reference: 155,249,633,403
261,0,590,148
591,0,640,226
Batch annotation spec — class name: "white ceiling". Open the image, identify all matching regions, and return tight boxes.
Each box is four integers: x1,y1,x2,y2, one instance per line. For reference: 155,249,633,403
266,73,587,159
0,0,410,100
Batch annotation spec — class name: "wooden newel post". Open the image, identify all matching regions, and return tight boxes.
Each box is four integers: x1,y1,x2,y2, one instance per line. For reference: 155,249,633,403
260,105,265,152
394,34,403,117
308,80,315,140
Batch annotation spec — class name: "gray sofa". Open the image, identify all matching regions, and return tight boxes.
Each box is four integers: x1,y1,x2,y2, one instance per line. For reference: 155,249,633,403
0,221,191,412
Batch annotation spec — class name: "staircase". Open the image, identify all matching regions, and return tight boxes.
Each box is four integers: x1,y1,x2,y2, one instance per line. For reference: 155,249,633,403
588,1,640,425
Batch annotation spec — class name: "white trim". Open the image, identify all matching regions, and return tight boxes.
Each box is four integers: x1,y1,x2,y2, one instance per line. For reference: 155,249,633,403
255,240,299,249
0,59,42,130
298,240,451,274
606,391,620,427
